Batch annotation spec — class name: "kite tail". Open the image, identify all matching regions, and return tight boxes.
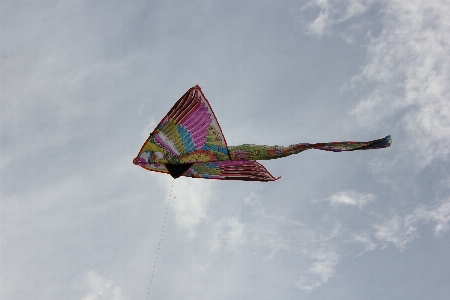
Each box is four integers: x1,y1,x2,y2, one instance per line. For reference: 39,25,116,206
310,135,392,152
228,136,391,160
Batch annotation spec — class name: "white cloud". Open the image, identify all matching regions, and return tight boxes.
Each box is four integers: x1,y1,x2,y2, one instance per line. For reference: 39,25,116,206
349,0,450,166
293,221,344,291
244,191,265,215
373,215,417,250
243,191,295,261
251,226,291,262
82,271,124,300
352,233,378,254
326,190,376,208
302,0,450,167
141,117,156,140
296,276,322,292
302,0,371,38
208,216,245,255
373,199,450,249
307,11,329,38
243,191,345,291
296,248,340,292
410,201,450,236
306,249,340,281
171,178,212,237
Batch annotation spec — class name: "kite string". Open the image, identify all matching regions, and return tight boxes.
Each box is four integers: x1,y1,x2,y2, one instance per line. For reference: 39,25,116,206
147,179,175,299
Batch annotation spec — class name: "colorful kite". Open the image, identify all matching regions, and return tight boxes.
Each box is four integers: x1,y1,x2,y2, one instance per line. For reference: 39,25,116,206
133,85,391,181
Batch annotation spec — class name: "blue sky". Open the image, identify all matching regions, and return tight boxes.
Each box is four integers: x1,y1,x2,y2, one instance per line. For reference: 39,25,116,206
2,1,450,299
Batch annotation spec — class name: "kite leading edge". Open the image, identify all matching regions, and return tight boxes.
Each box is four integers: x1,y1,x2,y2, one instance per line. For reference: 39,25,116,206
133,85,391,181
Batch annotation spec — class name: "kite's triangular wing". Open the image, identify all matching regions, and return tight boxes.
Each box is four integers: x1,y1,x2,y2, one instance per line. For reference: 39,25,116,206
133,85,230,165
186,160,279,181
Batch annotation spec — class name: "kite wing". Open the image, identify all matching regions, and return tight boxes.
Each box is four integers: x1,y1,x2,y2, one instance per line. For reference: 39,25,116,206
133,85,230,165
135,160,279,181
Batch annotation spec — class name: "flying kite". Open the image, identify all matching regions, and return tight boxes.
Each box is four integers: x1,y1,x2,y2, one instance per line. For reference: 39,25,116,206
133,85,391,181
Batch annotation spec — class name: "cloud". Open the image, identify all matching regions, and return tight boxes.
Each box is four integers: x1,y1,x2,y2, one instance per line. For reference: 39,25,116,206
208,216,245,255
352,232,378,254
409,201,450,236
373,215,417,250
170,178,212,237
243,191,296,261
296,276,322,292
243,191,347,291
82,271,124,300
302,0,450,166
301,193,450,286
326,190,376,208
307,11,329,38
373,199,450,249
296,248,340,292
348,0,450,167
141,117,156,140
302,0,370,38
306,248,340,282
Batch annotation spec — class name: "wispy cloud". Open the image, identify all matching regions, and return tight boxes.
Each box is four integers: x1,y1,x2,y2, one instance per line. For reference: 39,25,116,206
352,232,378,254
301,0,371,38
208,216,245,255
326,190,376,208
408,201,450,236
373,199,450,249
373,215,417,250
245,191,344,291
171,178,212,238
348,0,450,167
81,271,124,300
296,248,340,292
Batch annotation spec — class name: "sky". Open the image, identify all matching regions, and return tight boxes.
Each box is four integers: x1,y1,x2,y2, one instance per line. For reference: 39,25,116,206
1,0,450,299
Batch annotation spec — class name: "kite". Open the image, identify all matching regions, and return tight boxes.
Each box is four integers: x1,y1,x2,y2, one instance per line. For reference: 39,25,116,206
133,85,391,181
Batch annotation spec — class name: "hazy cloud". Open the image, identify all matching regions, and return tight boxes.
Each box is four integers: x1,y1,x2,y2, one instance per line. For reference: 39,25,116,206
82,271,124,300
171,179,212,237
373,199,450,249
352,232,378,254
349,0,450,166
302,0,371,38
208,216,245,255
326,190,376,208
409,201,450,236
373,215,417,250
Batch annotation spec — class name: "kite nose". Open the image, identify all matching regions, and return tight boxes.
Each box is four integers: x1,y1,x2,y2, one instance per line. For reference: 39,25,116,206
134,157,150,167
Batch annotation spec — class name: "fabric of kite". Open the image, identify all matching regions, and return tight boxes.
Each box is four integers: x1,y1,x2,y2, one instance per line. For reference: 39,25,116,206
133,85,391,181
